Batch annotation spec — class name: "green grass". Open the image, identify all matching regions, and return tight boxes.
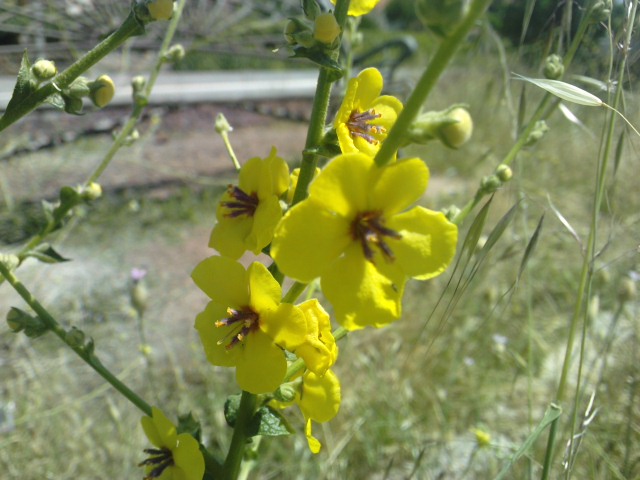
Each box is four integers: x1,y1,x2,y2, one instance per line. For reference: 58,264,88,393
1,39,640,480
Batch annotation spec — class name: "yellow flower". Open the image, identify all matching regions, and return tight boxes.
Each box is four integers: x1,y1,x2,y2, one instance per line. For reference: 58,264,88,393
330,0,381,17
193,256,307,394
209,148,289,259
334,68,402,156
271,153,458,330
295,299,338,375
274,370,341,454
139,407,204,480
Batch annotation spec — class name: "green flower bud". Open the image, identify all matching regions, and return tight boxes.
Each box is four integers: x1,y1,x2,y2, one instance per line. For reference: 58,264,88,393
7,307,29,332
274,381,299,403
65,327,86,348
480,175,501,194
215,113,233,134
440,107,473,148
590,0,612,23
130,282,148,316
163,44,185,64
89,75,116,108
313,13,341,45
131,75,147,93
617,277,637,303
443,205,461,221
81,182,102,201
525,120,549,146
284,18,315,48
67,77,91,98
31,59,57,81
147,0,174,21
405,106,473,149
495,164,513,183
543,54,564,80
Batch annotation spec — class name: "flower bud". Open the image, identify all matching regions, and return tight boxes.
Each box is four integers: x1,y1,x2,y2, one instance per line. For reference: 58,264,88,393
472,428,491,448
313,13,341,45
525,120,549,146
480,175,501,195
67,77,91,98
589,0,611,23
147,0,174,21
31,59,57,81
131,75,146,93
81,182,102,201
89,75,116,108
274,382,299,403
440,107,473,148
405,106,473,149
163,44,185,64
65,327,86,348
215,113,233,134
7,307,28,332
443,205,461,222
543,54,564,80
284,18,315,48
495,164,513,183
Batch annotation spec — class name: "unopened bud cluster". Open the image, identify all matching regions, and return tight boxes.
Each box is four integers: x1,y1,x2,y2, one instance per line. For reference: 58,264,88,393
285,12,341,49
543,54,564,80
61,75,116,112
480,164,513,195
525,120,549,146
7,308,48,338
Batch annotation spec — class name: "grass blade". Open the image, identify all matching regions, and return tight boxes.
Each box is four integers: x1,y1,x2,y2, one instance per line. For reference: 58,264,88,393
495,404,562,480
514,74,604,107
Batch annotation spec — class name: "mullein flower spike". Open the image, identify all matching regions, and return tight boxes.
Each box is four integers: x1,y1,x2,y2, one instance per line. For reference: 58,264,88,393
139,407,204,480
271,153,458,330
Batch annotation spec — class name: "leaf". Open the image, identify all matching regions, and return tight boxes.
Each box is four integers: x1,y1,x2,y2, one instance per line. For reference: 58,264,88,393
23,244,70,264
224,394,241,428
517,214,544,280
513,74,604,107
2,51,38,119
248,405,294,437
44,92,66,111
291,46,344,80
495,404,562,480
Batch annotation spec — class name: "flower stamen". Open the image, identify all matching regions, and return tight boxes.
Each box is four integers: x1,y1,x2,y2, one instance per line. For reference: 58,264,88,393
351,211,401,262
139,447,174,479
221,185,259,218
215,307,260,349
346,109,385,144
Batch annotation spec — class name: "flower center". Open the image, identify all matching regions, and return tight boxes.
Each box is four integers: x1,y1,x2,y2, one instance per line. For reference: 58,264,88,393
350,210,401,262
216,307,260,349
346,109,385,144
139,447,174,479
221,185,258,218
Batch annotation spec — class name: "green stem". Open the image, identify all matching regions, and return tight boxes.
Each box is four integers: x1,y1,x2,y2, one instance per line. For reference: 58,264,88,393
290,0,351,206
374,0,494,167
222,390,258,480
281,281,307,304
0,11,144,132
0,260,152,415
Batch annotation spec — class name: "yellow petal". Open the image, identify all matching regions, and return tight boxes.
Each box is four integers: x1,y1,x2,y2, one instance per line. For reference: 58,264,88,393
209,214,253,260
261,303,308,351
194,301,241,367
248,262,282,313
191,256,249,306
387,207,458,280
238,156,263,194
271,200,351,282
353,68,383,109
370,158,428,215
295,300,338,375
321,244,406,329
247,195,282,254
258,147,290,198
299,370,341,423
308,153,373,215
305,419,322,454
236,330,287,394
141,407,177,449
173,433,205,480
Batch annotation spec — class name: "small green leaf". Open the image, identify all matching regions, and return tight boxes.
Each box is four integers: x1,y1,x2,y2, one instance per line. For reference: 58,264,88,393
2,51,38,118
224,394,241,428
44,92,67,111
514,73,604,107
177,412,202,441
24,244,70,264
248,405,294,437
291,46,344,79
496,404,562,480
